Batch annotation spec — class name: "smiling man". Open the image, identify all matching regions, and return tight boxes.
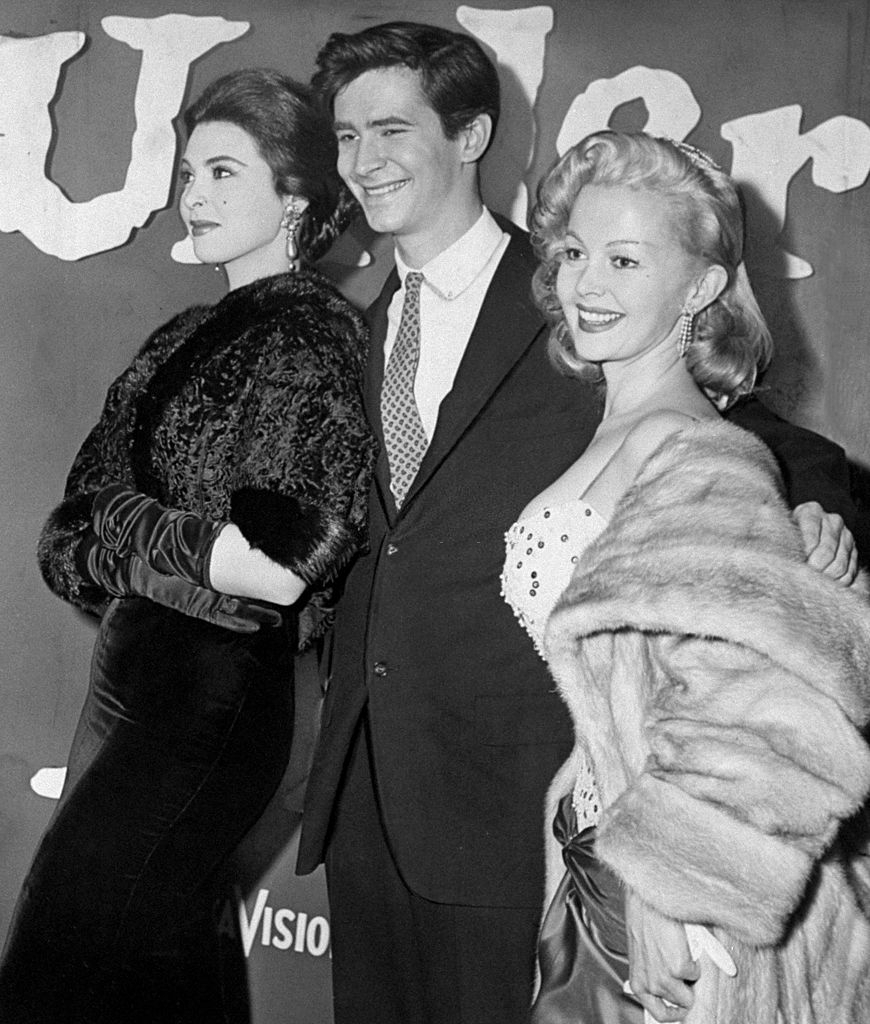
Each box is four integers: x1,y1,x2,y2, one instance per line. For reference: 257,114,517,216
297,25,597,1024
297,20,859,1024
333,64,481,266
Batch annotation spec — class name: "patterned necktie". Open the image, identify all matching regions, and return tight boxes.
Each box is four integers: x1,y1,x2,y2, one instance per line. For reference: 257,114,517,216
381,270,427,507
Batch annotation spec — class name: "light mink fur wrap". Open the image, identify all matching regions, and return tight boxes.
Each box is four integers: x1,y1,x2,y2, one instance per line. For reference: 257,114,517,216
543,420,870,1023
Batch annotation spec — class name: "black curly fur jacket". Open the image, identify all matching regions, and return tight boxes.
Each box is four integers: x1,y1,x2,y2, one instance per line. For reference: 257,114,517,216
38,268,376,646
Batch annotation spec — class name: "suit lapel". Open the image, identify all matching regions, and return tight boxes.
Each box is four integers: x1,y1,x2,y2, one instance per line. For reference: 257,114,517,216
401,232,543,507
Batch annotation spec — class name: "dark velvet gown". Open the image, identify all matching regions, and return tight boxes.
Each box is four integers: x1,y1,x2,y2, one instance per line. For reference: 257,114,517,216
2,601,296,1023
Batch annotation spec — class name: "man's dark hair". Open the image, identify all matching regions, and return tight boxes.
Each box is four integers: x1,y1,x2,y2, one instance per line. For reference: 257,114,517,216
312,21,500,143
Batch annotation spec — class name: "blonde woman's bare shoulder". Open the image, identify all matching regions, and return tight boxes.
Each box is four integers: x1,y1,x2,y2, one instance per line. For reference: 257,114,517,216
621,409,707,466
606,410,706,499
583,410,709,518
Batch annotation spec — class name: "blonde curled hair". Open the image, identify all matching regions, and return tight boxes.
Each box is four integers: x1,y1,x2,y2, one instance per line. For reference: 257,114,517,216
529,131,772,405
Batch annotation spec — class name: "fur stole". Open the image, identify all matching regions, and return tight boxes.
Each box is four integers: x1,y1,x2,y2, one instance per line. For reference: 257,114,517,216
544,420,870,1023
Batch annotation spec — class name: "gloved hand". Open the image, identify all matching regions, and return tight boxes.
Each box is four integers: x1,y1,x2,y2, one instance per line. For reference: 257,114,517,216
91,483,223,588
76,532,281,633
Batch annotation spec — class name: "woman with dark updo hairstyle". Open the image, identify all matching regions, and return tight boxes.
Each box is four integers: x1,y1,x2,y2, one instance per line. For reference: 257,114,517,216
0,68,375,1023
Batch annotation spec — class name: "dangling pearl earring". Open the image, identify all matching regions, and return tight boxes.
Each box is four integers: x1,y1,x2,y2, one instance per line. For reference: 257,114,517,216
281,200,304,272
678,308,695,357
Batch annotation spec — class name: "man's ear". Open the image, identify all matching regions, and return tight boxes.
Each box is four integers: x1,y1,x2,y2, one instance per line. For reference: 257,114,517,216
458,113,493,164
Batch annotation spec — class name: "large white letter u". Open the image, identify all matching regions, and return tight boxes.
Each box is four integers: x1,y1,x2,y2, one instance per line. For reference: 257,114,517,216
0,15,248,261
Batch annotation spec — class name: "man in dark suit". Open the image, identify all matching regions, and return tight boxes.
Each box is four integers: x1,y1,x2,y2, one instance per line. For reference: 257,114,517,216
297,21,857,1024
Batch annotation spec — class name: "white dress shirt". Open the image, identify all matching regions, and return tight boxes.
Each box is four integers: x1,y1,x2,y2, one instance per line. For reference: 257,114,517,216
385,209,510,442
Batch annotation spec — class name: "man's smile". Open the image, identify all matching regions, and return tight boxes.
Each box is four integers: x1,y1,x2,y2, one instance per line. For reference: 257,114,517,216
360,179,410,198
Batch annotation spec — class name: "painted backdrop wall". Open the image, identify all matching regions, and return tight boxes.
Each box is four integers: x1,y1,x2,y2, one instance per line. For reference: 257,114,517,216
2,2,869,1021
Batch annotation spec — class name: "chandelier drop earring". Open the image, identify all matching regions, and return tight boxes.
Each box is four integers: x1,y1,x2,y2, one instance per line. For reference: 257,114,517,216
281,199,304,272
678,308,695,358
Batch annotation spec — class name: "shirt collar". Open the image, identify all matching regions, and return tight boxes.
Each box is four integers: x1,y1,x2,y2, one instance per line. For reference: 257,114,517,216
394,209,506,300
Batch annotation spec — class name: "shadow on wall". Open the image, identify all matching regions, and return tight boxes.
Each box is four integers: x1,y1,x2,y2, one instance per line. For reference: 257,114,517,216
480,58,535,225
740,180,869,568
742,179,820,421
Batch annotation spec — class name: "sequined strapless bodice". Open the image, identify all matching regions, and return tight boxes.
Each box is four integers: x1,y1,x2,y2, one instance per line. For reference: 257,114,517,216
501,500,607,658
501,499,608,831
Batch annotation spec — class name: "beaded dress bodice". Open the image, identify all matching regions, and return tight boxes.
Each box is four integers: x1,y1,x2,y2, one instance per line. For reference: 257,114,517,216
500,500,608,830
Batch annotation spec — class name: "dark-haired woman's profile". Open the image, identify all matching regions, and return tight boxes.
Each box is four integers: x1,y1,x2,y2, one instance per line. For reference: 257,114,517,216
0,68,374,1023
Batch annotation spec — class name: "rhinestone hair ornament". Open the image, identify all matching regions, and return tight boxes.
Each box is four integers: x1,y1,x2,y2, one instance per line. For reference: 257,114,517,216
659,137,723,174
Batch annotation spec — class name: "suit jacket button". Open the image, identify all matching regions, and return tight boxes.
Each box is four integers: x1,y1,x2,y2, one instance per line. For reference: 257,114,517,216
386,543,398,556
373,661,388,678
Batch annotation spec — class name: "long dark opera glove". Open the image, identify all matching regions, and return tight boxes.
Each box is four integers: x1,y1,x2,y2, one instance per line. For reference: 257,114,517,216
91,483,223,588
76,532,282,633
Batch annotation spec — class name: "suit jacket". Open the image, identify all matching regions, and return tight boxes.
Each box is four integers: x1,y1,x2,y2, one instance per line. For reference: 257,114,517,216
299,222,598,907
298,219,857,908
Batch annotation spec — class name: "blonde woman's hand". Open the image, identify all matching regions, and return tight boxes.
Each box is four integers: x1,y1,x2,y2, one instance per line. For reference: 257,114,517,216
624,891,699,1022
